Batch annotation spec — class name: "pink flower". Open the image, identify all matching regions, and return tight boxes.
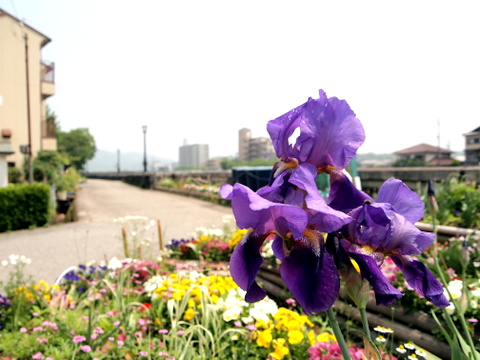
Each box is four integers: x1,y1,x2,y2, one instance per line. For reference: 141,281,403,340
73,335,86,343
37,338,48,343
80,345,92,353
468,318,478,323
32,326,43,332
113,321,121,326
91,333,98,339
234,321,242,327
108,337,115,341
158,329,169,334
32,353,43,359
117,340,124,346
139,351,148,357
286,298,297,307
20,327,27,333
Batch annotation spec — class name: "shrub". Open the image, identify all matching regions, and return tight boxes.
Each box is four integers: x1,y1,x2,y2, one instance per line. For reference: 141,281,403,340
7,167,23,184
56,167,81,192
423,176,480,228
0,183,51,232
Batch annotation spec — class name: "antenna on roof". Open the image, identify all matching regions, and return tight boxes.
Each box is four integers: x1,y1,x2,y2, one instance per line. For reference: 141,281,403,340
437,118,440,166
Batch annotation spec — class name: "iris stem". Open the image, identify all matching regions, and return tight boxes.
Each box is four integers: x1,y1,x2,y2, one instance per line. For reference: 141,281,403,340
432,216,480,360
326,307,352,360
359,307,371,340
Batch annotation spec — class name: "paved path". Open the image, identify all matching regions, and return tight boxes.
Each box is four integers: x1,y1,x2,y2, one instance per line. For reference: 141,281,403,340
0,179,233,285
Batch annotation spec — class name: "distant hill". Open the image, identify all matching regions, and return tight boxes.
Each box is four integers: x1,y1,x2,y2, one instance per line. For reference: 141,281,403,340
85,150,174,172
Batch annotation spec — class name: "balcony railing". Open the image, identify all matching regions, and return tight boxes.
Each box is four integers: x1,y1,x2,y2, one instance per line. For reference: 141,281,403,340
41,61,55,83
42,118,56,139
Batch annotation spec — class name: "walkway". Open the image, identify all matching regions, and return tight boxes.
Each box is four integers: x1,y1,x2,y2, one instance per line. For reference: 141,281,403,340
0,179,233,285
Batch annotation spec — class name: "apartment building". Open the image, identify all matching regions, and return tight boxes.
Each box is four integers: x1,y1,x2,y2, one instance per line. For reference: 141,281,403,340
178,143,209,168
237,128,275,162
0,8,56,169
464,126,480,166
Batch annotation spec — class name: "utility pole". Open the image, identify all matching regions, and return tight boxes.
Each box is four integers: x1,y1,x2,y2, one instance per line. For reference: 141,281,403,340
24,31,33,184
142,125,147,172
117,149,121,173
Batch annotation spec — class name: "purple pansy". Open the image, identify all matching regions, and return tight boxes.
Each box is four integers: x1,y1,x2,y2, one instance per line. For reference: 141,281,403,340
267,89,365,170
220,163,352,313
330,173,450,308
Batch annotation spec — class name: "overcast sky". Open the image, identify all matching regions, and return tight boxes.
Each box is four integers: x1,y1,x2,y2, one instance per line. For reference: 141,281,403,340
2,0,479,162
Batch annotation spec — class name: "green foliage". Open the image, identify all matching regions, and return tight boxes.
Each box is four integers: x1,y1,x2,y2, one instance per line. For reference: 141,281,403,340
220,158,278,170
57,128,96,170
7,166,23,184
158,177,178,188
56,167,81,192
423,176,480,228
24,150,67,184
0,183,51,232
392,157,425,167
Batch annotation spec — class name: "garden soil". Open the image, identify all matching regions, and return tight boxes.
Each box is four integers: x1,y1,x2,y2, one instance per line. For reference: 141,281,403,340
0,179,233,285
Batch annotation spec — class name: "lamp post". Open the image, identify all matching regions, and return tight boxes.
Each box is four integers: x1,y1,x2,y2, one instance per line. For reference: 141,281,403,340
142,125,147,172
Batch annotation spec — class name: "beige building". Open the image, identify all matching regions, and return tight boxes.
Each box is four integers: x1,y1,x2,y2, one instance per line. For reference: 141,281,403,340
0,8,56,170
237,128,276,162
464,126,480,165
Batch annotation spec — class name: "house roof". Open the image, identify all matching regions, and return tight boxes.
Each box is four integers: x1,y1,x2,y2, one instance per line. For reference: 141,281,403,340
463,126,480,136
0,8,51,46
394,143,451,155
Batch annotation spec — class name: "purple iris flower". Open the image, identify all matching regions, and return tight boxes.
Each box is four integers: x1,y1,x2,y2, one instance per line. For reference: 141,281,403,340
267,89,365,171
221,163,352,314
329,171,450,308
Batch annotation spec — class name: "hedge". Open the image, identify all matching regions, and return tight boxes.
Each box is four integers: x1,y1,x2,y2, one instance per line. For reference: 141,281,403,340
0,183,51,232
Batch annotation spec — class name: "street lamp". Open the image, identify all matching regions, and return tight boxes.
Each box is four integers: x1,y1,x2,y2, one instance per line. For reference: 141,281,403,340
142,125,147,172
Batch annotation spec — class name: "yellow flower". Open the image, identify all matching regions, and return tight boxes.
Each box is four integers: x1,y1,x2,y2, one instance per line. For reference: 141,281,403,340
269,338,289,360
287,329,304,344
183,308,195,321
256,329,273,348
317,331,336,342
229,229,248,249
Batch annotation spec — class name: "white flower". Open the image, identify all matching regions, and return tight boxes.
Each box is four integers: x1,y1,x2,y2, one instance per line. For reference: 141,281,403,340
9,254,19,265
445,279,463,300
415,349,427,358
375,336,387,343
108,257,123,270
249,308,270,323
1,260,8,267
223,305,242,322
143,275,165,296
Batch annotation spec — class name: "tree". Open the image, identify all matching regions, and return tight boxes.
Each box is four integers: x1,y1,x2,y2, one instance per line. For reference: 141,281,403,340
57,128,96,170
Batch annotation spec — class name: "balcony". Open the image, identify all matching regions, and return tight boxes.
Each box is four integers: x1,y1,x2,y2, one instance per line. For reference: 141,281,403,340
41,117,57,151
41,61,55,99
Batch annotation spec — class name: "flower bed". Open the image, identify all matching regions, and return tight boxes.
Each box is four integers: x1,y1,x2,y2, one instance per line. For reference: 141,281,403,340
0,255,405,360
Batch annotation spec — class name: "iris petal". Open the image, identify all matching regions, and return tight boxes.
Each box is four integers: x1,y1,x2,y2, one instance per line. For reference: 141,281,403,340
229,232,268,303
377,178,425,223
267,90,365,169
281,241,340,314
392,255,450,308
348,252,403,306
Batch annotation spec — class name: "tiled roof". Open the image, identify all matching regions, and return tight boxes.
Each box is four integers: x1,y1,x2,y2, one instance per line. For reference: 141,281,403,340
426,157,454,166
394,143,451,155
